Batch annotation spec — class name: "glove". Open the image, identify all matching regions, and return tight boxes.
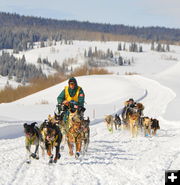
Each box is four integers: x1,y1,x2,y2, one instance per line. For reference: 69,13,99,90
63,100,69,106
74,104,78,109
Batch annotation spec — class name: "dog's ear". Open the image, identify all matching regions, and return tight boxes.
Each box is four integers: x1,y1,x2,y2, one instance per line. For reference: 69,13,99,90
31,122,37,127
23,123,28,128
87,117,90,121
54,112,57,119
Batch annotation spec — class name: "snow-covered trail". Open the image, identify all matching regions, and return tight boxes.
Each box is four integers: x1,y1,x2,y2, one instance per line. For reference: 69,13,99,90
0,75,180,185
1,120,180,185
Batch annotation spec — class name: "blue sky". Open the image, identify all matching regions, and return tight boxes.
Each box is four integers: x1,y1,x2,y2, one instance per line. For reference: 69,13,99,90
0,0,180,28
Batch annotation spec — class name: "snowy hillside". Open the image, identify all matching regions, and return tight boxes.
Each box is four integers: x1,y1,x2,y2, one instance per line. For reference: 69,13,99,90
0,75,19,90
1,41,180,88
13,41,180,75
0,41,180,185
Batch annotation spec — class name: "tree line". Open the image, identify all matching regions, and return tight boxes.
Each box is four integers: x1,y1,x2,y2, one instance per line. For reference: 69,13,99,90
0,52,45,83
0,12,180,52
85,47,134,67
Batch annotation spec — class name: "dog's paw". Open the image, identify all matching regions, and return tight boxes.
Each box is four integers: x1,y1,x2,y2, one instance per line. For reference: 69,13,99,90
49,159,53,164
53,158,57,163
26,160,31,164
36,156,39,160
31,153,36,158
75,152,80,159
48,155,53,164
57,153,61,159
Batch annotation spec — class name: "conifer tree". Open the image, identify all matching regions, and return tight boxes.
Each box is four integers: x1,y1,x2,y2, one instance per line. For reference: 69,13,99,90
118,43,122,51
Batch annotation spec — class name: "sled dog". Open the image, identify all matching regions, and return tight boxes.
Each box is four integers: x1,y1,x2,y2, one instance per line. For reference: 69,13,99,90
40,117,62,163
104,115,114,132
23,122,41,163
128,113,139,137
142,117,152,137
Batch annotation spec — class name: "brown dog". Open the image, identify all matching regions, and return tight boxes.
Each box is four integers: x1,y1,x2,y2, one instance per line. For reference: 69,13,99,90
104,115,114,133
142,117,152,137
67,110,83,159
40,118,62,164
128,113,139,137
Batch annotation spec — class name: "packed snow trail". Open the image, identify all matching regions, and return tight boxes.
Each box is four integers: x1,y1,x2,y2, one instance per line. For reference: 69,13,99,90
0,75,180,185
1,120,180,185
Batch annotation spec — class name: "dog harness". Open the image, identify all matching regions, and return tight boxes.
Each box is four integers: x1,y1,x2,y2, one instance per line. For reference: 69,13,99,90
41,129,58,148
41,129,47,141
26,133,37,145
65,86,81,102
49,135,59,149
68,123,83,142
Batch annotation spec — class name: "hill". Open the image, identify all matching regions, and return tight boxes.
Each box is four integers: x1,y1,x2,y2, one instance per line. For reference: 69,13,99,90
0,11,180,52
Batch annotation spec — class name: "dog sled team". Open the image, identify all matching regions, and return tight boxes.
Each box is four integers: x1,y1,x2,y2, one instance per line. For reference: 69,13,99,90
104,98,160,138
23,77,160,164
24,77,90,164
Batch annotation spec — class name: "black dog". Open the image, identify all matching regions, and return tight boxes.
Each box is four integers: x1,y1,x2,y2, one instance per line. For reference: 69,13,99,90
114,114,121,130
40,120,62,163
24,122,41,163
81,117,90,155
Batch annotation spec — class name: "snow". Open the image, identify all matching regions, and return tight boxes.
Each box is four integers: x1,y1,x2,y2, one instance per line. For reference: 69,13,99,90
0,75,20,90
0,41,180,185
12,41,179,75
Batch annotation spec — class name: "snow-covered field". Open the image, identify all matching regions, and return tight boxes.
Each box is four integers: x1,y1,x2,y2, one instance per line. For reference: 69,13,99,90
0,41,180,185
12,41,180,76
1,40,179,87
0,75,20,90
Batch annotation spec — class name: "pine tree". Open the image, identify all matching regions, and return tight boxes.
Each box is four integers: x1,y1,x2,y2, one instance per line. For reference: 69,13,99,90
166,44,170,52
110,50,113,58
118,43,122,51
118,56,123,65
139,46,143,52
156,43,161,52
94,46,98,57
151,42,155,50
37,57,42,64
40,41,45,48
88,47,92,57
84,49,87,57
123,43,126,51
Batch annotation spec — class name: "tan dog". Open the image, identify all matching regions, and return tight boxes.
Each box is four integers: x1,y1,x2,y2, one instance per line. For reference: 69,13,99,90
104,115,114,133
67,110,83,159
128,113,139,137
142,117,152,137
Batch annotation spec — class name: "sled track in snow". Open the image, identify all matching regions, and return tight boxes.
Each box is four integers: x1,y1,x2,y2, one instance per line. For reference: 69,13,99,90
8,160,30,185
90,89,148,126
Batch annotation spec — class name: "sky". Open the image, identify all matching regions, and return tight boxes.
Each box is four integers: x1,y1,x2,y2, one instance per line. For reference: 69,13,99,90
0,0,180,28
